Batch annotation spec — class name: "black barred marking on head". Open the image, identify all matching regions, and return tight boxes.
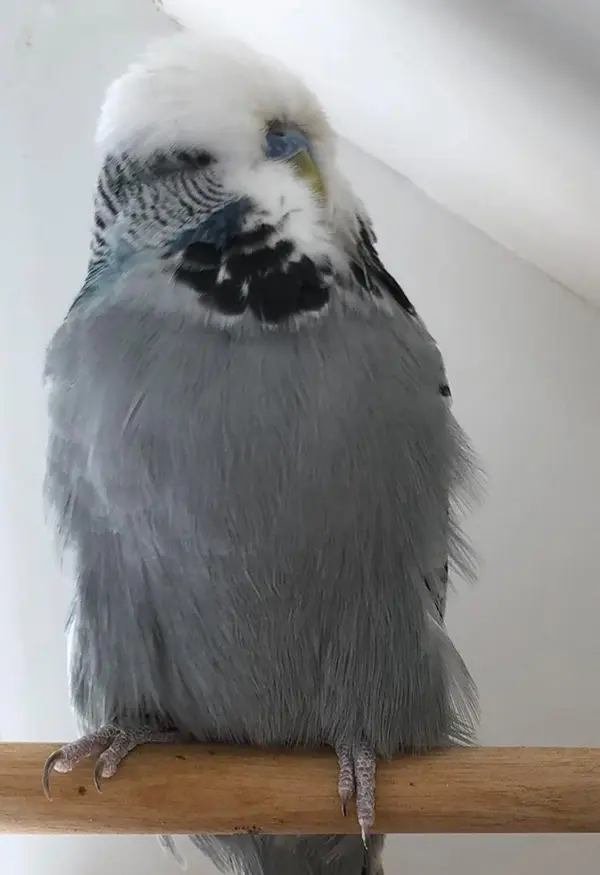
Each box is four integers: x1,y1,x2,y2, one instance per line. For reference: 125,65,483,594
143,149,213,178
175,220,333,324
89,149,222,264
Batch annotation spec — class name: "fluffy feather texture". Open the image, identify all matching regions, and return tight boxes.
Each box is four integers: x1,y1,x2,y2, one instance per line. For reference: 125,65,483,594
97,34,331,159
45,31,480,875
96,32,361,251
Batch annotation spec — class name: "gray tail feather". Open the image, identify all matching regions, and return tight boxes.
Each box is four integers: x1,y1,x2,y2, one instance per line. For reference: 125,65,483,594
160,834,385,874
427,611,479,747
158,834,187,869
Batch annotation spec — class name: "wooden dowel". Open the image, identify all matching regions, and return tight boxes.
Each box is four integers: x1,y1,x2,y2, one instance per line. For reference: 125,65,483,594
1,744,600,835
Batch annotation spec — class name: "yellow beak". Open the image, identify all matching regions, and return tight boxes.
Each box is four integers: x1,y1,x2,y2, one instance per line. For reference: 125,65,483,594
288,149,326,202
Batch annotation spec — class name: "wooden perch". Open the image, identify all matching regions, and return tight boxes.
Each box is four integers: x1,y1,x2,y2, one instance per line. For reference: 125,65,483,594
1,744,600,835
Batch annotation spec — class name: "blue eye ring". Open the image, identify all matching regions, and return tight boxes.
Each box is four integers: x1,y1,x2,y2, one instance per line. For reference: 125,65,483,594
264,126,312,162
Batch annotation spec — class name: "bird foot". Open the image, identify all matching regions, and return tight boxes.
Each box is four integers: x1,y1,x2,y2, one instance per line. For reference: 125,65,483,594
336,742,376,845
42,723,184,799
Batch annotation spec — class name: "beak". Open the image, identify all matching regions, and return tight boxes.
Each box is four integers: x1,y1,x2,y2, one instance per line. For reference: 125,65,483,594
288,149,326,203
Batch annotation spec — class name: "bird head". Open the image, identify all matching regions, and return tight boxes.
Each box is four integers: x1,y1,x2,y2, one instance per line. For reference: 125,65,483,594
102,36,329,174
91,33,367,325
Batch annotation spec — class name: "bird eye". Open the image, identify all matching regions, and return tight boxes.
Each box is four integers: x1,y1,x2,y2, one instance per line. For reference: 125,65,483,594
267,121,286,137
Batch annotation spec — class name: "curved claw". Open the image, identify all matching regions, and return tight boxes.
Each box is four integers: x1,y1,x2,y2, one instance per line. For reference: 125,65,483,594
93,757,105,793
42,749,65,801
42,725,181,802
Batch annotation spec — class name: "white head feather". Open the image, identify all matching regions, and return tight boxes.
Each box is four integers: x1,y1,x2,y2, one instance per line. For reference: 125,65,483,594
96,32,365,257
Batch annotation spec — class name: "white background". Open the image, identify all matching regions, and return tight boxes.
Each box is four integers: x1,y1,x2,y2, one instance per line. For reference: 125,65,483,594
1,1,599,873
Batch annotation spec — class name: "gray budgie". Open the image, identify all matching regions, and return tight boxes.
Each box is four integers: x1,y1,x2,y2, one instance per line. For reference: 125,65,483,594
43,32,479,875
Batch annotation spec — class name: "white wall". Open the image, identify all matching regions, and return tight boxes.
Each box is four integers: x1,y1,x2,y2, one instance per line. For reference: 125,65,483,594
1,2,599,873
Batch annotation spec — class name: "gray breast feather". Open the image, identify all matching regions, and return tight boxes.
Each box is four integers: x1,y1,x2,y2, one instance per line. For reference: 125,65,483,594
45,268,478,755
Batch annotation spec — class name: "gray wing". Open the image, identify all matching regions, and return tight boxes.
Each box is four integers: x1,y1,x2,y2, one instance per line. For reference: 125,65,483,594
352,216,452,623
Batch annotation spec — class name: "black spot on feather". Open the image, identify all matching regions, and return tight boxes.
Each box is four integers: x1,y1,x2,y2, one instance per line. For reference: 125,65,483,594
175,219,332,323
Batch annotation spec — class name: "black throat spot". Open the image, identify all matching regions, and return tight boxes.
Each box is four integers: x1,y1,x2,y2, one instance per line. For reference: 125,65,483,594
174,222,332,324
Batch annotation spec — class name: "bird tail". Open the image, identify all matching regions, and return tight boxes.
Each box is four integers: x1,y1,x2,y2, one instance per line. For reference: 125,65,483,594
160,834,385,874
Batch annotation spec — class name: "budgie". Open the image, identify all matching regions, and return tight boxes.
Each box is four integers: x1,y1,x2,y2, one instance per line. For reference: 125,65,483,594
42,32,479,875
